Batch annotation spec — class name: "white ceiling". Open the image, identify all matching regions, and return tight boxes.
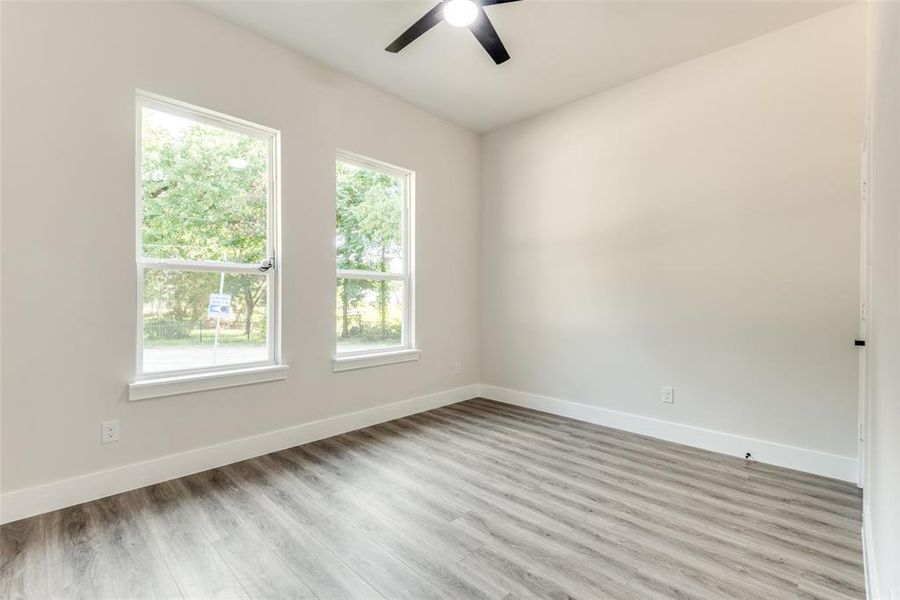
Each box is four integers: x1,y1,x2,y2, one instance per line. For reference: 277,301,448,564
197,0,845,132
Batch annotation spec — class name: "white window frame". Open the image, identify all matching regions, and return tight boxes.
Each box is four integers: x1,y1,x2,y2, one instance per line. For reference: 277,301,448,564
333,151,418,372
130,91,284,398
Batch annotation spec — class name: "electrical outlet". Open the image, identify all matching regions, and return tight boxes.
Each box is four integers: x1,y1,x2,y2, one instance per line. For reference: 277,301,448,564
101,419,119,444
454,361,462,376
661,386,675,404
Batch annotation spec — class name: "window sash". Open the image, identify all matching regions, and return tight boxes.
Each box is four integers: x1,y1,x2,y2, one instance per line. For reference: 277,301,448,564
336,269,406,281
140,258,266,274
136,91,280,379
335,273,411,356
335,284,409,356
136,265,277,376
335,151,414,358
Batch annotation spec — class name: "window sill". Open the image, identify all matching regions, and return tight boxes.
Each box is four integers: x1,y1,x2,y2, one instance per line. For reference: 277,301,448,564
129,364,288,401
332,349,421,373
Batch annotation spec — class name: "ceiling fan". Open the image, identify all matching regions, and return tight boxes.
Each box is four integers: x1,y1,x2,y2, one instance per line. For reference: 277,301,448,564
385,0,522,65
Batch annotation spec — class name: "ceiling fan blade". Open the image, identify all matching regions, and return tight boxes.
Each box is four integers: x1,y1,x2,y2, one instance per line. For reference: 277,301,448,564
480,0,523,5
385,3,444,53
468,10,510,65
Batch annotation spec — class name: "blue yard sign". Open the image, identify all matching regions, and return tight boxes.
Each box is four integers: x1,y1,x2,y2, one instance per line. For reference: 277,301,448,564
208,293,232,320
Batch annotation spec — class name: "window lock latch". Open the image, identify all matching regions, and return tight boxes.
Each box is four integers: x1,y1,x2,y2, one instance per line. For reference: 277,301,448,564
258,257,275,272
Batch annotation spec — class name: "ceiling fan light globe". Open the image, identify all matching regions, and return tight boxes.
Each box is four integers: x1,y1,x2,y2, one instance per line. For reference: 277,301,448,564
443,0,478,27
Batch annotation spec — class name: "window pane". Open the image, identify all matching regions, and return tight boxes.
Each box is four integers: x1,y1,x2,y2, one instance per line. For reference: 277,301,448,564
336,160,404,273
336,278,404,353
143,269,268,373
141,106,269,263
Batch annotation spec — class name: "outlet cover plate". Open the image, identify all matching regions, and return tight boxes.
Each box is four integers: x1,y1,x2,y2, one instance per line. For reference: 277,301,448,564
661,386,675,404
101,419,120,444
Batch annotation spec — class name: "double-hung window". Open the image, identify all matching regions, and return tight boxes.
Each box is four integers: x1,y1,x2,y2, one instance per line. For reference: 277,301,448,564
133,92,282,395
334,152,417,371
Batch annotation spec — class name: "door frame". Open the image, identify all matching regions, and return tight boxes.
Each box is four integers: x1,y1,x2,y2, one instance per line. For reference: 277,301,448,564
857,147,872,489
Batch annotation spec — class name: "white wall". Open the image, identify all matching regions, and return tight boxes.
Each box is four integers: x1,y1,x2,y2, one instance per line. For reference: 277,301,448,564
0,2,480,498
481,6,865,462
864,3,900,597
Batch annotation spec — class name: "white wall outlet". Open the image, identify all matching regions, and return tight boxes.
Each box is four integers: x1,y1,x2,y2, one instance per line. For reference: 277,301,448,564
661,386,675,404
101,419,120,444
454,361,462,376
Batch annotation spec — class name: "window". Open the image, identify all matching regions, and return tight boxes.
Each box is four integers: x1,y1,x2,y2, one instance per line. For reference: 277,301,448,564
334,152,416,370
134,92,280,384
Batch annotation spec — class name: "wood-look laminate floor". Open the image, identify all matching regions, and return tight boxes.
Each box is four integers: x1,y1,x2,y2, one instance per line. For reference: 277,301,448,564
1,399,865,600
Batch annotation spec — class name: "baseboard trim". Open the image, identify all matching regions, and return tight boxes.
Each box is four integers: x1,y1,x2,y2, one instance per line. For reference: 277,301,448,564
863,504,882,600
0,384,479,525
479,384,858,483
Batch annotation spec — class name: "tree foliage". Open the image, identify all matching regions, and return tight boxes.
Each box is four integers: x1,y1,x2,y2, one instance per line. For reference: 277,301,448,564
335,162,403,342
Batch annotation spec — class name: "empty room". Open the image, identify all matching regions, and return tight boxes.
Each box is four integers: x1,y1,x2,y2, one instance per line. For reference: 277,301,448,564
1,0,898,598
